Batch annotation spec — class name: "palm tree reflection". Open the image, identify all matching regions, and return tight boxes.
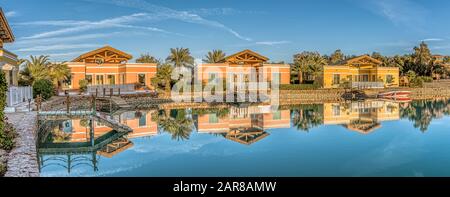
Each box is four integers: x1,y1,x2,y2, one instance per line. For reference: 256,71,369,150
153,109,194,141
291,104,324,132
400,99,450,132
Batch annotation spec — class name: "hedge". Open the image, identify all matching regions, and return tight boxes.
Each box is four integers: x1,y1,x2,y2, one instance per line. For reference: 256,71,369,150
279,84,321,90
33,79,55,100
0,71,16,151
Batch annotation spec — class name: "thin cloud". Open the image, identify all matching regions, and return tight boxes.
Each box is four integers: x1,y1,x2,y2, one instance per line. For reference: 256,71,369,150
432,45,450,50
5,11,18,17
47,51,90,58
230,40,291,47
14,32,120,46
20,13,174,39
17,44,101,52
360,0,427,30
420,38,445,42
84,0,252,41
187,8,265,17
255,41,291,46
14,20,92,27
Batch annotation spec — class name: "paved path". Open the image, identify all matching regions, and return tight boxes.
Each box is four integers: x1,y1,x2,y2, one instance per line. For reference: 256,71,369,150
5,112,39,177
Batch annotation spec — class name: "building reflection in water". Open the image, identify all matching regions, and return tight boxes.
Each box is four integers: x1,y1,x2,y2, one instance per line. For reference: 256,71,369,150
323,100,400,134
37,98,450,174
37,110,159,174
195,105,291,145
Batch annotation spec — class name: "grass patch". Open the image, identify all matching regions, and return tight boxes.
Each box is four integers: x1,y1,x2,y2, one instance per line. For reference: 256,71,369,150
0,162,5,177
280,84,321,90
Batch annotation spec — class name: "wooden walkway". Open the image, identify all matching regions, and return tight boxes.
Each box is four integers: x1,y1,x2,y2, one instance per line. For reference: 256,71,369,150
38,110,132,133
110,96,132,108
38,110,92,117
38,130,127,155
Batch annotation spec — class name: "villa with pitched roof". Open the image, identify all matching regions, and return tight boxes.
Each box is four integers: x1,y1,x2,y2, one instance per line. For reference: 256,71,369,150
66,46,157,90
198,49,291,87
0,8,18,87
323,55,399,89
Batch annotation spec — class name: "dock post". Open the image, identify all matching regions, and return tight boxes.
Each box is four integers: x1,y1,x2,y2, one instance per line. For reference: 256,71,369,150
28,98,31,112
66,95,71,114
35,95,42,112
90,95,96,115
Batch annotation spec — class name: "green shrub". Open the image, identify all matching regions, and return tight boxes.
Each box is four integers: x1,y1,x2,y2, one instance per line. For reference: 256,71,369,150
0,121,16,150
410,77,424,88
33,79,54,100
0,71,13,151
280,84,320,90
419,76,433,83
79,79,88,93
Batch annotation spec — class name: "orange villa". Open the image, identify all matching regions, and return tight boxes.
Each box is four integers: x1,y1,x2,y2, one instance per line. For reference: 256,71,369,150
199,49,291,87
65,46,157,91
196,105,291,145
60,110,158,144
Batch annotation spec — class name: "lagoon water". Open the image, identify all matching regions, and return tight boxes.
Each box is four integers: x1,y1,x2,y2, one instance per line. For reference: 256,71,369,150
38,99,450,177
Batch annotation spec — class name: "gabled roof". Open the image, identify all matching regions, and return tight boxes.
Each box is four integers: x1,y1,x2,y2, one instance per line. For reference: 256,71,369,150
225,128,269,145
72,46,133,63
344,119,381,134
0,8,15,43
224,49,269,64
345,55,383,66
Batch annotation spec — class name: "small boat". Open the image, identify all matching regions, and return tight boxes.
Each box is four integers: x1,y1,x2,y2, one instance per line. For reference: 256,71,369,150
377,90,411,100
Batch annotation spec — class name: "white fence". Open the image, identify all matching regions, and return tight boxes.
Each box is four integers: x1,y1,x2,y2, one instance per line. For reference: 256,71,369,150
87,84,135,96
7,86,33,107
351,82,384,89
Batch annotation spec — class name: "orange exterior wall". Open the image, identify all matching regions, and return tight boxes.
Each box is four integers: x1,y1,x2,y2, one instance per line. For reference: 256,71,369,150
67,62,157,90
198,63,290,85
196,109,291,133
62,111,158,143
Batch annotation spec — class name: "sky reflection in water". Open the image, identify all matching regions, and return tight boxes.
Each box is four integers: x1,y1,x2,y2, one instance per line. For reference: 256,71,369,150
38,99,450,177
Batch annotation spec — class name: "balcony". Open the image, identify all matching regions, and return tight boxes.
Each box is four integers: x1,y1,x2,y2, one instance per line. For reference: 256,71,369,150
0,48,18,62
351,82,384,89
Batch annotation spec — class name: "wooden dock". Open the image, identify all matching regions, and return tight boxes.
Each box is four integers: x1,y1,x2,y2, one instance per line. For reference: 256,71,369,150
38,110,132,133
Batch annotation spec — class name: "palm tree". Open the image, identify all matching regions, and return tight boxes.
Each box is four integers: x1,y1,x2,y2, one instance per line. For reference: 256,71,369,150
293,51,327,83
329,49,345,64
306,54,327,81
49,62,70,91
166,48,195,68
17,59,28,86
151,63,174,93
203,50,226,63
371,52,386,63
19,55,51,85
136,54,160,64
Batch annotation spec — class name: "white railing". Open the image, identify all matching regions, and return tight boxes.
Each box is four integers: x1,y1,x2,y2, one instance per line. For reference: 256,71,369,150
351,82,384,89
87,84,135,96
7,86,33,107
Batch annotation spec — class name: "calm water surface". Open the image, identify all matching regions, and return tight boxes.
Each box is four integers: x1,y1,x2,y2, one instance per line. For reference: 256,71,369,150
37,99,450,177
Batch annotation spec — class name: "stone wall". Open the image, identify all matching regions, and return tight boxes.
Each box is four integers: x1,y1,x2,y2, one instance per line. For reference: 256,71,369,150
278,89,346,104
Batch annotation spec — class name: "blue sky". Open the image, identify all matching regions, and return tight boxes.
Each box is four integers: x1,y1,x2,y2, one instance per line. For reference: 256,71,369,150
2,0,450,62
